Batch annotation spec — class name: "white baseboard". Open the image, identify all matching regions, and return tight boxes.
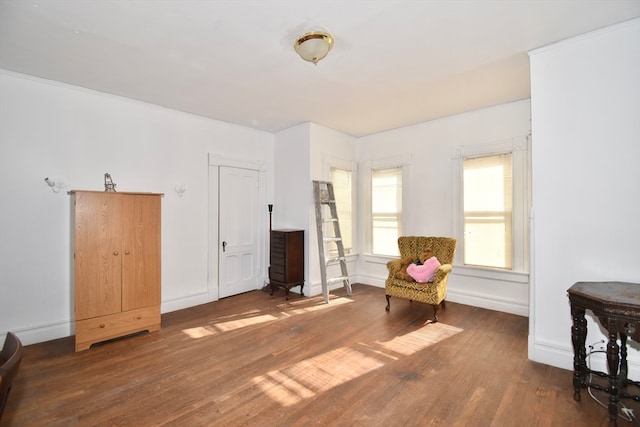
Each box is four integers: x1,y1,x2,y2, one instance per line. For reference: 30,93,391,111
3,320,72,346
354,274,385,288
528,336,640,378
4,292,212,346
446,288,529,317
528,336,574,371
352,277,528,317
307,277,358,297
529,336,640,379
161,292,211,313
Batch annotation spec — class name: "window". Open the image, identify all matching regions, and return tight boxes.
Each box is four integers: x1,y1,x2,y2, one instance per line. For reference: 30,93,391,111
371,167,402,256
463,153,512,269
330,167,352,255
453,137,530,273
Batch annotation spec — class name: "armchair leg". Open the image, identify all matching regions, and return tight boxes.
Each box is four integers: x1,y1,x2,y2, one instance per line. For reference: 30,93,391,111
385,295,391,312
432,304,439,323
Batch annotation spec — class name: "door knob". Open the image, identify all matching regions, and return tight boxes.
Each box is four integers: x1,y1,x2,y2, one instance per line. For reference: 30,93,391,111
222,241,227,252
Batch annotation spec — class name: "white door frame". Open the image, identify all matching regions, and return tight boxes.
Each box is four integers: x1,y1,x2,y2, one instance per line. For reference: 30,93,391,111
208,154,268,302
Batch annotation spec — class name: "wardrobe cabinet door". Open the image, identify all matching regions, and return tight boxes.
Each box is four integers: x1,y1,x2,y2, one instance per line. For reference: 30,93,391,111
74,192,122,320
121,194,161,312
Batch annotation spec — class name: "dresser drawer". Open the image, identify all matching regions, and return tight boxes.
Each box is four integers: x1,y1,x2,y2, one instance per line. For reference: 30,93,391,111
270,264,285,280
270,252,285,264
271,237,285,251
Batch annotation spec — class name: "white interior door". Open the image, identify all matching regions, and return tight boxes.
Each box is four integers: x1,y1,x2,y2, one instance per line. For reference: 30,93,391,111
219,166,260,298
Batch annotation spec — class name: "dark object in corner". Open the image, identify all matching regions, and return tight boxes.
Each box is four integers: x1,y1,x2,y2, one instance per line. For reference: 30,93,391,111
0,331,23,420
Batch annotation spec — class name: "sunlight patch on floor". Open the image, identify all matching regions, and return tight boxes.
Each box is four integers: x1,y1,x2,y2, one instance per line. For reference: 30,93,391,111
182,326,217,339
182,314,278,338
216,308,263,319
375,323,463,356
280,296,353,317
182,297,353,338
213,314,279,332
252,346,384,406
185,296,464,407
251,322,462,407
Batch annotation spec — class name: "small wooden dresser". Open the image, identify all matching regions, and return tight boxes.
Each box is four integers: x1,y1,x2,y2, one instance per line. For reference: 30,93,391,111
269,229,304,300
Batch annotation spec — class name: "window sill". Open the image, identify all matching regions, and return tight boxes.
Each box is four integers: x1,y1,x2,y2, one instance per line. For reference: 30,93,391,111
360,255,528,284
361,253,396,265
452,265,529,284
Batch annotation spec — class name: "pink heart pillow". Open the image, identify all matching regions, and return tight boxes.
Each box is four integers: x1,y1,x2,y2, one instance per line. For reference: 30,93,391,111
406,257,441,283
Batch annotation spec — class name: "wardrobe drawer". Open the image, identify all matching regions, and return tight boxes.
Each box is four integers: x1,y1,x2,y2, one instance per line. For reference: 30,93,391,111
75,305,160,351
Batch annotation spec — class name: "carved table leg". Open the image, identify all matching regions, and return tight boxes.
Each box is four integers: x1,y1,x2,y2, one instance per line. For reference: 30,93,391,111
619,333,628,389
606,322,620,426
570,305,587,401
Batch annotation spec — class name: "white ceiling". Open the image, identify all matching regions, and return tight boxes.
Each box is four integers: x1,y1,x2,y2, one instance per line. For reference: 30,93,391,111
1,1,639,137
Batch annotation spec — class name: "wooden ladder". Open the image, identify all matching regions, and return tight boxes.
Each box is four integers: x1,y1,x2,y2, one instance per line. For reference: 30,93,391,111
313,180,352,303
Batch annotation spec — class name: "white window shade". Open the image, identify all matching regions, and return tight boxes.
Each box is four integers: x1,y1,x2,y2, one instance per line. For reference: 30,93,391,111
463,153,513,269
372,167,402,256
330,167,352,255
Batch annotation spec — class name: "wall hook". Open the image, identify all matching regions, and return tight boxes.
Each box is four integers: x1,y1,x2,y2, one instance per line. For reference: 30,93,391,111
175,184,186,198
44,177,65,193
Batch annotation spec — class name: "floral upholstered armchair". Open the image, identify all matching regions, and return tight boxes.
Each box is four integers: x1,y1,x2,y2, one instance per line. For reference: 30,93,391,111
385,236,457,322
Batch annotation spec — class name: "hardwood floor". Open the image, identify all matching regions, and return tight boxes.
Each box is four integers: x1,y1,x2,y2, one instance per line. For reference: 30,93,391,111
3,284,638,426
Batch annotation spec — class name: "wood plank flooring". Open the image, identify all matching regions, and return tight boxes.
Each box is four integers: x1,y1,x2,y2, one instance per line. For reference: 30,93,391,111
2,284,638,426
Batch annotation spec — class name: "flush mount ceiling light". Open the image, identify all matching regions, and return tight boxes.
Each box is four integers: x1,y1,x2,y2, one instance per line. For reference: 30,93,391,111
294,31,334,65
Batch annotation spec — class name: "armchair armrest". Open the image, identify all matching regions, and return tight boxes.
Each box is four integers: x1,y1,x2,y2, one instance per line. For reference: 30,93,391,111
386,259,403,278
433,263,452,283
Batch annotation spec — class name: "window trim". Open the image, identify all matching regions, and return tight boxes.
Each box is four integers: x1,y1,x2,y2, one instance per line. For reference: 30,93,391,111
452,136,530,274
363,154,412,256
323,154,358,255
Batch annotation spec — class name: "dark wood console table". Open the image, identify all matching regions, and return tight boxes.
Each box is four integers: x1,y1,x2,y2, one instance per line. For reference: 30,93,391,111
567,281,640,426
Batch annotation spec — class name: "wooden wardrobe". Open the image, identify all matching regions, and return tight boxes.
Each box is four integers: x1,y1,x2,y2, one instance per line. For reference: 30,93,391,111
69,190,163,351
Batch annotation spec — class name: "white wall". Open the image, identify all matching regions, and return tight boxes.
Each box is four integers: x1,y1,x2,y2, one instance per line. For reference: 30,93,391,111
0,71,273,345
272,122,358,297
356,99,532,316
528,18,640,375
271,123,311,296
273,123,310,232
